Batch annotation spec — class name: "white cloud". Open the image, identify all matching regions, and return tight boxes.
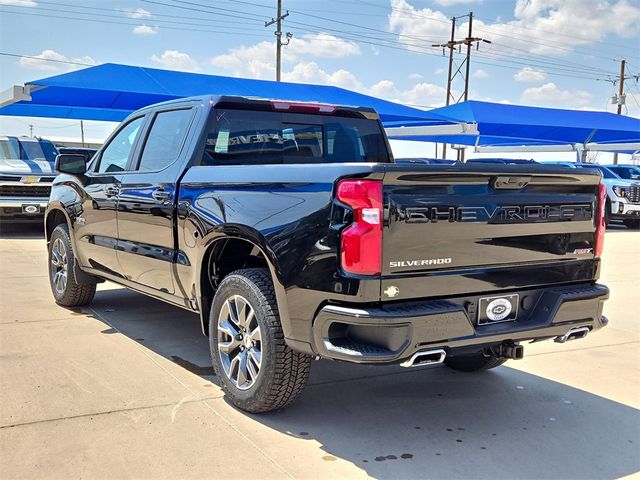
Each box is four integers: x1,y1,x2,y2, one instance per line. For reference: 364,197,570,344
18,50,96,72
435,0,479,5
211,41,274,78
150,50,199,72
211,33,361,79
389,0,452,53
513,67,547,82
435,68,444,75
282,62,446,108
133,25,158,35
474,68,489,79
126,8,151,19
408,73,423,80
285,33,361,59
390,0,640,56
0,0,37,5
282,62,365,92
520,82,592,108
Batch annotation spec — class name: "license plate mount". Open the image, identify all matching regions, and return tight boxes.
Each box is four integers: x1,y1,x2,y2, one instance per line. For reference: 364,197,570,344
478,294,519,325
22,204,41,215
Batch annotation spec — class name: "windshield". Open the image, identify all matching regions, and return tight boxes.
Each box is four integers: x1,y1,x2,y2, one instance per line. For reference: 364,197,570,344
0,138,21,160
0,137,58,162
611,166,640,179
202,109,390,165
19,139,58,162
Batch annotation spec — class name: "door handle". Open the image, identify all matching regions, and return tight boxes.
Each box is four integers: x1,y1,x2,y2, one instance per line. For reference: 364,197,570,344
152,189,171,201
105,186,119,197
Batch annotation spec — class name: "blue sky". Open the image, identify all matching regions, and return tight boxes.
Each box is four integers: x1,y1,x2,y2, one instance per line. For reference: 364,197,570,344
1,0,639,159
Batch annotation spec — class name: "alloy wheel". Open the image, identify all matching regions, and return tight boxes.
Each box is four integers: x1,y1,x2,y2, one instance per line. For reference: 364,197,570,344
217,294,262,390
50,238,68,295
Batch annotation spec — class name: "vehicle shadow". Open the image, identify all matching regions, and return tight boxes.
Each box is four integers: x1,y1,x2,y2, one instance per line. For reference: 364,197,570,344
0,221,44,239
88,286,640,480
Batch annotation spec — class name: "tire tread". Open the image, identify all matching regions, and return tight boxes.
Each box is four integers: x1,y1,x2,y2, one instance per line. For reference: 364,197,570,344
210,268,311,413
49,224,96,307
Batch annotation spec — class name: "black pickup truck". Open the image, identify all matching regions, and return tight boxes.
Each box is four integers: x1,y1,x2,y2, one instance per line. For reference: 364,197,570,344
46,95,609,413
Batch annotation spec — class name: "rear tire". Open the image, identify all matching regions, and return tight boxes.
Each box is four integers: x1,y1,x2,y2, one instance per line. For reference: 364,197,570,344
209,268,311,413
48,224,96,307
444,351,507,372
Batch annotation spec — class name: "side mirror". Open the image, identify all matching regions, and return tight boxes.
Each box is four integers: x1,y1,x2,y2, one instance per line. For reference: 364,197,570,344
55,154,87,175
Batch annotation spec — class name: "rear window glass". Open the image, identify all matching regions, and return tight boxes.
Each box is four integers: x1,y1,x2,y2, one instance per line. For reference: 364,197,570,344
202,109,389,165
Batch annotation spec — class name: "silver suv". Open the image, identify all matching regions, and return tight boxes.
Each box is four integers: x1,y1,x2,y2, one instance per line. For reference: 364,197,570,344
0,136,58,222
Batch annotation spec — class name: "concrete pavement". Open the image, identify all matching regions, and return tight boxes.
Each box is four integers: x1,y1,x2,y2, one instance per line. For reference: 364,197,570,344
1,223,639,479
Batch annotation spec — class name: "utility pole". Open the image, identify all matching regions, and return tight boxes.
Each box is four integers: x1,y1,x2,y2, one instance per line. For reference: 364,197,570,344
433,12,490,160
29,124,33,137
80,120,85,148
265,0,291,82
613,59,626,165
441,16,456,161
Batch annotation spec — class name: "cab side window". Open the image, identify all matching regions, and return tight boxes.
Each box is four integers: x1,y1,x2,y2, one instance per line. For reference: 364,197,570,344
97,117,144,174
137,109,193,172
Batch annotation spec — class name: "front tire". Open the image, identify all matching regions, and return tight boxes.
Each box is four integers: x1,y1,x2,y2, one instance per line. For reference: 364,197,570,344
209,268,311,413
444,351,507,372
48,224,96,307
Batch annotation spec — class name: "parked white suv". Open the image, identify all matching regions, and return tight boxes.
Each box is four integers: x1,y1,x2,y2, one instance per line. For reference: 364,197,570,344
0,136,58,221
544,162,639,229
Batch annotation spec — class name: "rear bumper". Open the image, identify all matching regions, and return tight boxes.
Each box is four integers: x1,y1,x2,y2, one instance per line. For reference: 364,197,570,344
312,283,609,363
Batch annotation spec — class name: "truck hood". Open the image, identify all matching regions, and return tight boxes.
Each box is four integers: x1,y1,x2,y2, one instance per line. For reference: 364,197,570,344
0,158,56,175
601,177,638,187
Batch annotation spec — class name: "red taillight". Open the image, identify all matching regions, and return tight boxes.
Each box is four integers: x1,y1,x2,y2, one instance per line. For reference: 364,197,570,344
594,182,606,257
337,179,383,275
270,100,337,114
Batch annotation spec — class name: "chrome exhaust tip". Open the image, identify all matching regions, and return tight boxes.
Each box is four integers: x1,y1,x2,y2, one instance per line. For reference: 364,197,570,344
555,326,590,343
400,349,446,368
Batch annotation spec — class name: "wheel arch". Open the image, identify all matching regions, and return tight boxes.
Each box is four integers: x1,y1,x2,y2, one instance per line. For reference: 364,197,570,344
45,205,72,244
197,231,291,338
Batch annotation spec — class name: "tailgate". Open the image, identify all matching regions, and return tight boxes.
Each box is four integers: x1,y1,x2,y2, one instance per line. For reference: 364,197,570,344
381,164,601,298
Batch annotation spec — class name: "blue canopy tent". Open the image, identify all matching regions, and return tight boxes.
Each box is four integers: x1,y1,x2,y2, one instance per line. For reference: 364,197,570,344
385,100,640,153
0,63,452,125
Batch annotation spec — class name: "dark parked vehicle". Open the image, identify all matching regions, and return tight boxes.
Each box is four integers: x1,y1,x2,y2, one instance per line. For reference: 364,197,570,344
395,157,456,165
605,164,640,181
56,147,98,163
46,96,610,413
466,158,538,165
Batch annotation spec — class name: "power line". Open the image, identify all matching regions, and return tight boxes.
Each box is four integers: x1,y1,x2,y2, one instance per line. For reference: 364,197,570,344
0,8,271,39
36,0,262,28
348,0,634,61
5,3,268,32
0,51,94,67
135,0,622,81
4,2,624,86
